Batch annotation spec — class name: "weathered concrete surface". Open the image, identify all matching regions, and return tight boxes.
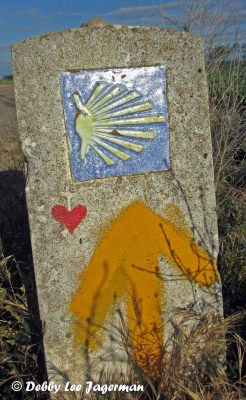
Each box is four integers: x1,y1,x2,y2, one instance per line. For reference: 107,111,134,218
0,84,24,170
12,26,223,394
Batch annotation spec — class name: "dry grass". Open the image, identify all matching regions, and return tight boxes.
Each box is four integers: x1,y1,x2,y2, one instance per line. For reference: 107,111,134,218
47,306,245,400
0,65,245,400
121,299,246,400
207,50,246,191
2,255,241,400
0,254,47,400
0,2,245,397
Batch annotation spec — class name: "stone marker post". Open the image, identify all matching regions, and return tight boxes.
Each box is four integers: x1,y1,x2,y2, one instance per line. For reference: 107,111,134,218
12,26,223,396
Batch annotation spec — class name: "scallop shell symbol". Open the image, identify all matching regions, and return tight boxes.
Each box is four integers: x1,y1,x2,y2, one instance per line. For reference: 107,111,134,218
73,82,165,166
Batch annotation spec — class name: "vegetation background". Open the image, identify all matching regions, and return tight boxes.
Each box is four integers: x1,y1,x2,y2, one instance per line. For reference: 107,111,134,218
0,1,245,398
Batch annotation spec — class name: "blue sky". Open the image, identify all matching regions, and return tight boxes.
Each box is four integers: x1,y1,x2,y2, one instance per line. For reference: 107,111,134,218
1,0,245,77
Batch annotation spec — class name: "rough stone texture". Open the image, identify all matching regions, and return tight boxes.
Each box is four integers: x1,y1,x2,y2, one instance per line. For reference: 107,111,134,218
12,26,223,392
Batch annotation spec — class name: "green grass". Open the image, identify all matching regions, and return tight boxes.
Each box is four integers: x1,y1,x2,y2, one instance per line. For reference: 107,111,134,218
0,75,13,85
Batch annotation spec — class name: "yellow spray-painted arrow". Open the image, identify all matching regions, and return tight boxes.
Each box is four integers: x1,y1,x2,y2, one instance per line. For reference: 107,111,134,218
69,201,218,375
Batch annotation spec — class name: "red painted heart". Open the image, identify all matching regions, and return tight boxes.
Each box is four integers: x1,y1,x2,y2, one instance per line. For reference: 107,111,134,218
52,205,87,234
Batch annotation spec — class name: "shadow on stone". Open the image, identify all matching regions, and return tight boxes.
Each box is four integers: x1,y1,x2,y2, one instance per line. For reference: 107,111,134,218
0,169,49,398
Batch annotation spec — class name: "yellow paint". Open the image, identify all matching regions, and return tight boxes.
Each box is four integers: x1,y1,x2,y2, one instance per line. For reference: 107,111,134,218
69,201,218,375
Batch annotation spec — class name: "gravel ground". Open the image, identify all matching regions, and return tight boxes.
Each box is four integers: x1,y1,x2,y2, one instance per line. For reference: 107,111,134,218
0,84,24,170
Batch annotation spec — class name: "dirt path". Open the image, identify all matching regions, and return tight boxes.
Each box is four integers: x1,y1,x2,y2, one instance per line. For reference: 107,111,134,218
0,84,24,170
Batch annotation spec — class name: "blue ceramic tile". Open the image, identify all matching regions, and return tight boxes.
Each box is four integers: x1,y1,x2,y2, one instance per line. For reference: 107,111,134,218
61,66,169,181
